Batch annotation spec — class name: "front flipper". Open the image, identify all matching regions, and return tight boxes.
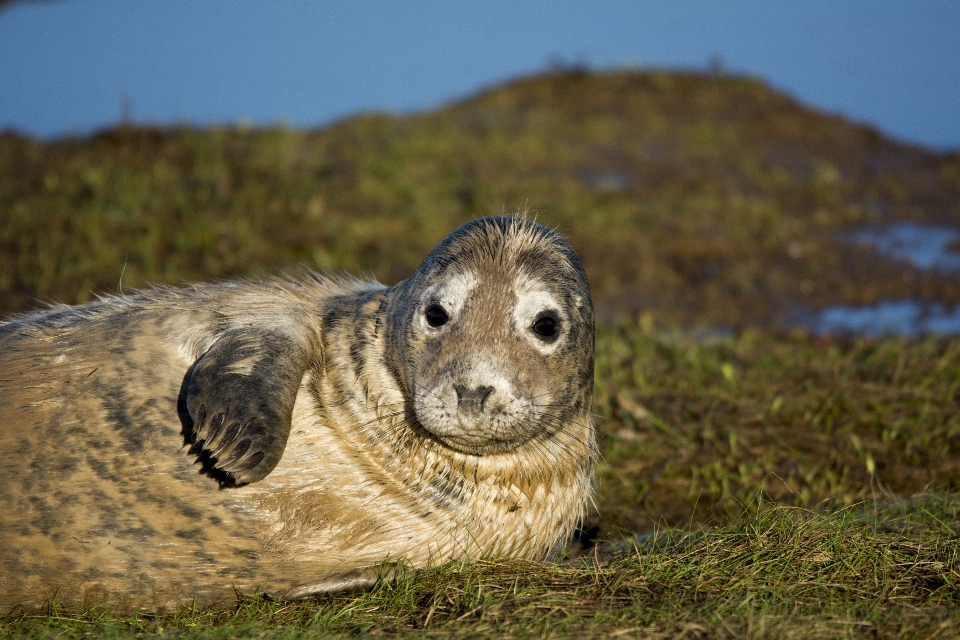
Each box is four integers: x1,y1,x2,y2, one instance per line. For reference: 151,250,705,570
186,327,311,485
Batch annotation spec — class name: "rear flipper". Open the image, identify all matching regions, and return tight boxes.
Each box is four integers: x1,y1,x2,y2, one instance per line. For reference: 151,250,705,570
282,564,404,600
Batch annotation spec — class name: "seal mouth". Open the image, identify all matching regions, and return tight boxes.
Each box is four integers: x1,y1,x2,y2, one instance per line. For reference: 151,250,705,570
427,431,531,456
406,404,536,455
411,396,546,456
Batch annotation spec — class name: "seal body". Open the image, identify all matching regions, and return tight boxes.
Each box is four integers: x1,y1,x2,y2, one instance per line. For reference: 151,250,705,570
0,217,596,612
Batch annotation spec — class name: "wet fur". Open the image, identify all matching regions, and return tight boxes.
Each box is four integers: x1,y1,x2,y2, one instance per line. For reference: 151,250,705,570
0,217,596,612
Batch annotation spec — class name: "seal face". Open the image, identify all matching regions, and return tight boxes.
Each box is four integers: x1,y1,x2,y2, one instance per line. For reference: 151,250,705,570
0,216,596,612
388,218,594,456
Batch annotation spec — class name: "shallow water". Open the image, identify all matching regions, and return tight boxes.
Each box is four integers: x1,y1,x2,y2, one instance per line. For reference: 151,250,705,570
806,300,960,338
847,222,960,272
788,222,960,337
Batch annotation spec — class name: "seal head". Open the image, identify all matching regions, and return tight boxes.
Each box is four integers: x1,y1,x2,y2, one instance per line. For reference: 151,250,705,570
386,216,594,455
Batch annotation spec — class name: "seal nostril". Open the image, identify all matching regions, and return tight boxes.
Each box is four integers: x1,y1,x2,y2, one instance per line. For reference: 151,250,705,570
454,384,495,413
476,386,494,408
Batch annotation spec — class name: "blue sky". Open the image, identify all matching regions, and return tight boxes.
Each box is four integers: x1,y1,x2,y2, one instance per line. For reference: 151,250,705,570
1,0,958,150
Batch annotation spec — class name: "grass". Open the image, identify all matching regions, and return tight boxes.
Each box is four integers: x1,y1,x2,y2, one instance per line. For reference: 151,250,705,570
5,327,960,638
4,499,960,638
591,319,960,539
4,69,960,637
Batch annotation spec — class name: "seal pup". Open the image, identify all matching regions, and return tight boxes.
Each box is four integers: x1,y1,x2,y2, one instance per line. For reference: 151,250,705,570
0,216,596,612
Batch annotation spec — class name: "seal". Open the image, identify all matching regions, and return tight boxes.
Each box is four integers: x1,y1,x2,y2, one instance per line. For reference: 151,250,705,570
0,216,596,612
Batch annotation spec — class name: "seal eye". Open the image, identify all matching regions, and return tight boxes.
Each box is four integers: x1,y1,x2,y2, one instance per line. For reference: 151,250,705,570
532,315,558,340
425,305,448,327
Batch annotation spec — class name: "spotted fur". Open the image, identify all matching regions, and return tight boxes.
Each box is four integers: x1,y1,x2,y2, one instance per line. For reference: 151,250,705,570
0,216,596,612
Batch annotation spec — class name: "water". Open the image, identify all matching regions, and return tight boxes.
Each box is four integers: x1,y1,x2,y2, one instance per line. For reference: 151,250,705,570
808,300,960,338
797,222,960,336
847,222,960,271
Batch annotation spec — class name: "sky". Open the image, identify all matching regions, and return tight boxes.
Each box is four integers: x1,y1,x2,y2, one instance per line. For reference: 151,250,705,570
1,0,958,151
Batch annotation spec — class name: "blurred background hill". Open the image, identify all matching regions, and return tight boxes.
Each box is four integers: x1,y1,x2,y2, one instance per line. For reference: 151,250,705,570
2,69,959,332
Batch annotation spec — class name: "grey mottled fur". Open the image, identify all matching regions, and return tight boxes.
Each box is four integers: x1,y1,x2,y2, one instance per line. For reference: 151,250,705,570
0,216,596,612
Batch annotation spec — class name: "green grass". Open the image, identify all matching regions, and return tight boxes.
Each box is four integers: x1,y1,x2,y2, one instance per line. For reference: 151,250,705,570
4,69,960,637
5,498,960,638
592,320,960,538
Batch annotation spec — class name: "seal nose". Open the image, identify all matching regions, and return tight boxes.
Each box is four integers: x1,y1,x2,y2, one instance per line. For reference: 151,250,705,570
454,384,494,414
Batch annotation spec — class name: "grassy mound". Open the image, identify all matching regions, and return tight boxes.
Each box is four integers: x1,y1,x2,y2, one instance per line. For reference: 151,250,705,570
3,70,959,325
